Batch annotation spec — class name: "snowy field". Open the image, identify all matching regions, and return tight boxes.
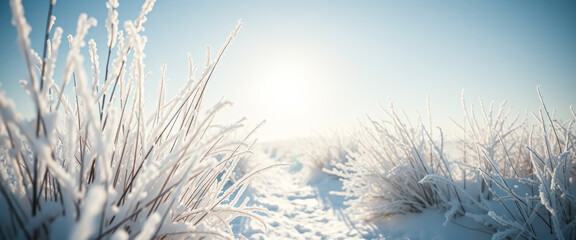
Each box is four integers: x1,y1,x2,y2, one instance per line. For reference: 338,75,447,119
228,136,576,240
1,0,575,239
232,140,493,239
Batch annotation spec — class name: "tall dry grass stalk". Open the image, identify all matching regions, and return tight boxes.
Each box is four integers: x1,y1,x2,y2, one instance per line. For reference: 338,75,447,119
0,0,273,239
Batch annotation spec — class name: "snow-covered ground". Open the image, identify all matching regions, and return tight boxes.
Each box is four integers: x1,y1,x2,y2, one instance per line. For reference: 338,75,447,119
233,141,492,240
232,141,362,239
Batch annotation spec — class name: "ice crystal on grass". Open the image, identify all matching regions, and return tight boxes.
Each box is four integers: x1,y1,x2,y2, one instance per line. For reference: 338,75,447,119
1,1,266,239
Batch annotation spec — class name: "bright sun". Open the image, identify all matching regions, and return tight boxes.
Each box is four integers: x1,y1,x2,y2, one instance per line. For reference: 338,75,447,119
249,45,333,139
261,64,308,109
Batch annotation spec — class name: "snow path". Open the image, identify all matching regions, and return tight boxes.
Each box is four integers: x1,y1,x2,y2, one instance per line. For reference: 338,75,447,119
233,145,365,239
232,142,491,240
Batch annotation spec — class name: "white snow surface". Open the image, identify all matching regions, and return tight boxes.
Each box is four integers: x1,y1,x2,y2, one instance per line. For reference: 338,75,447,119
233,140,492,240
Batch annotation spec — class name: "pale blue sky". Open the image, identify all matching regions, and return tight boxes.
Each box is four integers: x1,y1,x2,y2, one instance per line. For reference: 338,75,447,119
1,0,575,141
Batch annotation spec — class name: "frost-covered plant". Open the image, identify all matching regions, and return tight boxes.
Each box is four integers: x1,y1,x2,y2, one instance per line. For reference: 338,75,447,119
331,102,461,221
454,94,533,182
451,88,576,240
409,89,575,239
0,0,271,239
522,103,576,240
298,133,357,181
333,88,575,239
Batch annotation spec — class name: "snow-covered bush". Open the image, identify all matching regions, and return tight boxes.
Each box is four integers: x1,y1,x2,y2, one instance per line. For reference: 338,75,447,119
0,0,270,239
334,89,576,239
296,134,358,182
331,102,461,221
450,89,576,240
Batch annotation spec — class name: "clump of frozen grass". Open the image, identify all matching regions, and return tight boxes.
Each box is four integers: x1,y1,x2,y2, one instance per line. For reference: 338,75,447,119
333,89,575,239
453,93,533,181
0,0,272,239
305,134,356,171
330,101,461,221
295,134,358,182
451,88,576,239
420,88,576,239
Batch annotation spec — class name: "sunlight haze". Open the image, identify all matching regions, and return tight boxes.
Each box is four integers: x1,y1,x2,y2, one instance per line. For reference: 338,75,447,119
1,0,574,141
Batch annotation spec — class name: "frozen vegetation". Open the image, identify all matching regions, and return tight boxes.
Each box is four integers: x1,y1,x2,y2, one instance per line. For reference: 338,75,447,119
327,93,576,239
1,0,274,239
1,1,575,239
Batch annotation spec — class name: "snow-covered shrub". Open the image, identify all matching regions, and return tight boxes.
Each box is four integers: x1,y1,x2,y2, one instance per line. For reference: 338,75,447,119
331,102,462,221
523,106,576,239
454,95,534,184
453,89,576,240
298,134,358,181
0,0,270,239
332,88,574,239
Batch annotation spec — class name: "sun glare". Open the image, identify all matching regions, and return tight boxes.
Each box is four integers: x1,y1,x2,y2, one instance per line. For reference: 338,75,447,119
261,64,308,109
250,44,332,139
